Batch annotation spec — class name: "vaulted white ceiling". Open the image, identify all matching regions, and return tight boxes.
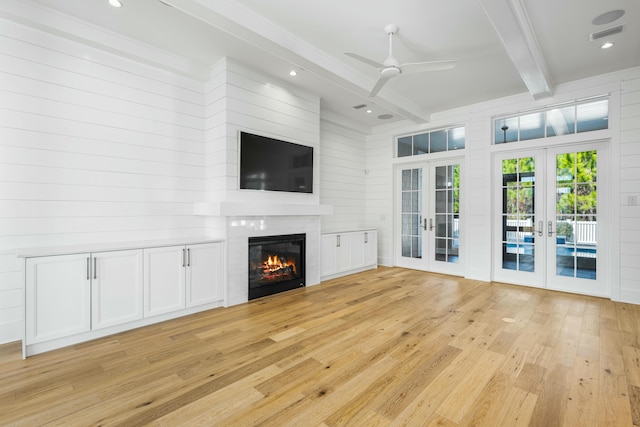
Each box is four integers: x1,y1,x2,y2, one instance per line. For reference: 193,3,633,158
13,0,640,130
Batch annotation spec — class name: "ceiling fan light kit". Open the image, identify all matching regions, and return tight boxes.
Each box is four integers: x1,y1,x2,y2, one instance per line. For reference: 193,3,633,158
345,24,457,97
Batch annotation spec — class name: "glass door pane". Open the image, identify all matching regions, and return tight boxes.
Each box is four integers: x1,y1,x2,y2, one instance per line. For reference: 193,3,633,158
401,168,423,259
493,151,544,287
500,157,536,272
433,165,459,263
546,144,606,297
554,151,597,280
427,160,463,276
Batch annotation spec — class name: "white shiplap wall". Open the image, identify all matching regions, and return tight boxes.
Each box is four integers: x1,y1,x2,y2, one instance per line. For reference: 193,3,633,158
620,72,640,303
221,59,321,206
0,19,207,343
320,120,367,232
202,60,228,237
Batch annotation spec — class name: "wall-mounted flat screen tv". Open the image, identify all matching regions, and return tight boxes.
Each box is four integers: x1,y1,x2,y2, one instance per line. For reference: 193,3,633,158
239,131,313,194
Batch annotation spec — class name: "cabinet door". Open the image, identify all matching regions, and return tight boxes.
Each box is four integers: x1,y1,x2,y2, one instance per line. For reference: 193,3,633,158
336,234,352,272
321,234,339,277
364,231,378,266
92,249,144,330
186,243,223,307
349,232,366,270
25,254,91,344
143,246,185,317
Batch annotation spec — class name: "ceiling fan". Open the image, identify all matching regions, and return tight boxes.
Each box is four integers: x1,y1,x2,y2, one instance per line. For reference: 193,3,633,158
345,24,457,97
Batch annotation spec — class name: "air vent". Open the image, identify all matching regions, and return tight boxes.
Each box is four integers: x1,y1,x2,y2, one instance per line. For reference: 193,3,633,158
352,104,367,110
377,114,394,120
589,24,624,41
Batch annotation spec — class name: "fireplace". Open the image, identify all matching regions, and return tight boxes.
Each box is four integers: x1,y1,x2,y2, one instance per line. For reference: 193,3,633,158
248,233,306,300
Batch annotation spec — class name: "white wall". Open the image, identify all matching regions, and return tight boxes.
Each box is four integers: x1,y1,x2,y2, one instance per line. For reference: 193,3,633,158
215,59,321,206
0,19,207,343
320,120,367,232
620,71,640,303
365,67,640,304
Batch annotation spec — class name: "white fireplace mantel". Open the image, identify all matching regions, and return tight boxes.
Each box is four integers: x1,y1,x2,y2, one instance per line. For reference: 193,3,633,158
193,202,333,217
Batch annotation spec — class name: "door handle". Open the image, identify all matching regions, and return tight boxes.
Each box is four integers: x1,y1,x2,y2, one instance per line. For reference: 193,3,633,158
182,248,186,267
187,248,191,267
429,218,434,231
538,221,543,236
86,257,90,280
423,218,427,231
93,257,97,280
548,221,556,237
364,232,368,244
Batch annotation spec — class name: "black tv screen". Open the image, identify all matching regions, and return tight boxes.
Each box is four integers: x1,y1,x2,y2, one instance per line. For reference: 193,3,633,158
239,131,313,194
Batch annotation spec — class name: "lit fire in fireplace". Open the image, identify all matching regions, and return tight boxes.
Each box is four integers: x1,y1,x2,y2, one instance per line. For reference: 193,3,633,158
261,255,297,281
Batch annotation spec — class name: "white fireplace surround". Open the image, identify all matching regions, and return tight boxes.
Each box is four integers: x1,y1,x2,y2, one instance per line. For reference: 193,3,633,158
225,215,323,306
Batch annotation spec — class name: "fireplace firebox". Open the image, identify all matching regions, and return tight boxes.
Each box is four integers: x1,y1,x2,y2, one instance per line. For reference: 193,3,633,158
248,234,305,300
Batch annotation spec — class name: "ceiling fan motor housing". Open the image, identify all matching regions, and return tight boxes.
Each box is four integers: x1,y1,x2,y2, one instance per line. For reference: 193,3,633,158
381,66,401,78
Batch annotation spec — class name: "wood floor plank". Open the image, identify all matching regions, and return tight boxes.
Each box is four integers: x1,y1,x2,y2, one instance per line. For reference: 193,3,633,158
1,267,640,426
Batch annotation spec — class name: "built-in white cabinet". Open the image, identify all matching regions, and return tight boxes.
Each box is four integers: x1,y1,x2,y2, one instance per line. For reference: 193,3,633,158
92,249,144,330
25,254,92,345
321,230,377,280
144,246,187,317
144,242,223,317
186,243,223,307
22,239,224,357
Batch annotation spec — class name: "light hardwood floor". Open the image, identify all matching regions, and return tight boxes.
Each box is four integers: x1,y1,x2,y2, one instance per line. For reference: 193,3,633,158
1,267,639,426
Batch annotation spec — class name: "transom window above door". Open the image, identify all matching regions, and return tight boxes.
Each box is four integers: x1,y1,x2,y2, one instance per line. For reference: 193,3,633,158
494,97,609,145
397,126,465,157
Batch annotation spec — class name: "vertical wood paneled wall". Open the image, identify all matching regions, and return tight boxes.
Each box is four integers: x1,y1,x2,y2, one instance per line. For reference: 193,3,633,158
0,19,207,342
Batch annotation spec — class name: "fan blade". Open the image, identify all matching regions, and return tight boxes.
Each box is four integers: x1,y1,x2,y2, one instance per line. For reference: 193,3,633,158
369,77,390,97
345,52,385,68
400,60,457,74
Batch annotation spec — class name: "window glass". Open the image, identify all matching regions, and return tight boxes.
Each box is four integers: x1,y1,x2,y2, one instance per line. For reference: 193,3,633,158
546,106,575,136
495,99,608,144
430,130,447,153
577,100,608,133
396,126,465,157
398,136,412,157
519,112,545,141
495,117,519,144
413,133,429,155
448,127,465,150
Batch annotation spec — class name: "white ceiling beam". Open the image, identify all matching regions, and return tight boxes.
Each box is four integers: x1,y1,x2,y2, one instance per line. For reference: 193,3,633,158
478,0,554,99
164,0,431,123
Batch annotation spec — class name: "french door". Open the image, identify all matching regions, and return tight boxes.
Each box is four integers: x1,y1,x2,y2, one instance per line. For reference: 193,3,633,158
493,142,608,297
395,159,463,276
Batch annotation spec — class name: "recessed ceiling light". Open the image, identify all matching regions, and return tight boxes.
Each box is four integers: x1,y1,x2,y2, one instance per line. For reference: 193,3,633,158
366,109,372,114
289,70,297,77
601,42,614,49
377,114,394,120
108,0,123,7
592,9,625,26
